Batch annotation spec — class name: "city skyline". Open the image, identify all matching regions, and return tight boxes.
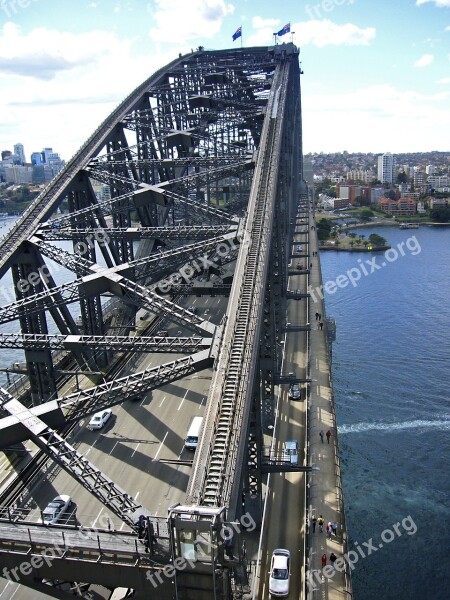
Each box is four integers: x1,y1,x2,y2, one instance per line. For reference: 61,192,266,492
0,0,449,162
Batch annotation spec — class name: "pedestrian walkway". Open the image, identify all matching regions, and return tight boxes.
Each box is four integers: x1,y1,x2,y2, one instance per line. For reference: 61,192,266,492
306,214,352,599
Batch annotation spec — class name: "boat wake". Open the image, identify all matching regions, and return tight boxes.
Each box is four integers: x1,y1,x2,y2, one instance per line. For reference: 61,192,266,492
338,418,450,435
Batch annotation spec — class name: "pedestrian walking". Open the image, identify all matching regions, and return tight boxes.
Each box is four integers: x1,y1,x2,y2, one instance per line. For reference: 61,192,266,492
319,321,323,330
315,312,319,321
332,522,338,537
321,553,327,568
326,430,331,444
312,515,317,533
135,515,146,540
317,515,324,533
327,523,332,540
319,430,324,443
330,552,337,568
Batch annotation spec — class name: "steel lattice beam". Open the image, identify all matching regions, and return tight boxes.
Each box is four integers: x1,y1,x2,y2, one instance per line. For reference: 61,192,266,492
0,389,142,528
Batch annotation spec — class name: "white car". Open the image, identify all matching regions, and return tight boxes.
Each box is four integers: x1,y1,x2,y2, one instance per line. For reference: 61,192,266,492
42,495,72,525
269,549,291,597
283,440,299,465
289,383,301,400
296,244,303,251
88,409,112,430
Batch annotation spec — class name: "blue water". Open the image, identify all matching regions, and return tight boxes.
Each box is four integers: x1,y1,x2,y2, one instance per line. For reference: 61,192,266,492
320,226,450,600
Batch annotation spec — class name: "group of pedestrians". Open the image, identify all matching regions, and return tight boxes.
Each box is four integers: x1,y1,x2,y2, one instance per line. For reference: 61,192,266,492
319,429,332,444
321,552,337,568
311,515,338,537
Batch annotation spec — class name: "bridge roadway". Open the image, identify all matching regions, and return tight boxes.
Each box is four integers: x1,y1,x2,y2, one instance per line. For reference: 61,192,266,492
256,208,310,599
0,44,351,599
0,293,227,599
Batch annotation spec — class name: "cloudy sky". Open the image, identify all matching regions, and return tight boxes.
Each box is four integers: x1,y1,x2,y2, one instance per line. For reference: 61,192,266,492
0,0,449,162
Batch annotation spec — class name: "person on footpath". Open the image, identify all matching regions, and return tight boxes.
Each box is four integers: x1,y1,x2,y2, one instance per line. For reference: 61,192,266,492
319,430,324,443
330,552,337,568
326,430,331,444
321,553,327,568
311,515,317,533
332,522,338,537
327,523,332,540
317,515,324,532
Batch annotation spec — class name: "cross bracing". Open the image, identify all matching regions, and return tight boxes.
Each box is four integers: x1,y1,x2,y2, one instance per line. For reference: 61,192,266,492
0,44,303,599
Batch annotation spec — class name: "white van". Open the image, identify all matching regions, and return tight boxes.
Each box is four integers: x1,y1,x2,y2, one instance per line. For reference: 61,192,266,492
185,416,203,450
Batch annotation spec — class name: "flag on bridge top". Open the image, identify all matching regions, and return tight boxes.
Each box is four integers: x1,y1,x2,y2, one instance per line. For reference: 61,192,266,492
232,26,242,41
277,22,290,37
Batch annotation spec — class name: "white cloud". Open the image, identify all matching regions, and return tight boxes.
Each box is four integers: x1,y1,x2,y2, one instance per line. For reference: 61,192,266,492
416,0,450,6
302,84,450,152
413,53,434,67
0,22,186,160
437,76,450,83
252,16,279,29
246,19,375,48
0,22,130,79
148,0,235,44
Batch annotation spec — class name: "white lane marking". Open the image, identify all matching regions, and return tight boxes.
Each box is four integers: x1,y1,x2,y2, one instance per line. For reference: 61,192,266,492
178,389,189,411
159,395,166,407
0,582,12,598
92,508,103,528
153,431,168,461
111,441,119,455
132,443,140,457
135,492,140,501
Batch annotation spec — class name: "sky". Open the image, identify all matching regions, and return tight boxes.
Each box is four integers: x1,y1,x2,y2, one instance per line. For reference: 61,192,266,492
0,0,449,163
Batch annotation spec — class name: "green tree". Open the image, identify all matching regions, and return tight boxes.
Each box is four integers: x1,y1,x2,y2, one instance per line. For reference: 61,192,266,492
361,209,374,221
368,233,387,247
429,206,450,223
317,218,332,240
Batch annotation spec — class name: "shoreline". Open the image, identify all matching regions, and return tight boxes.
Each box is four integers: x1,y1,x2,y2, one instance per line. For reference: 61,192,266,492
319,245,390,252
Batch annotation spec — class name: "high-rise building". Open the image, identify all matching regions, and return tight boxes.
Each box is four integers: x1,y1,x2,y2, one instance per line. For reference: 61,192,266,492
14,143,26,165
31,152,42,166
377,153,397,184
1,150,12,161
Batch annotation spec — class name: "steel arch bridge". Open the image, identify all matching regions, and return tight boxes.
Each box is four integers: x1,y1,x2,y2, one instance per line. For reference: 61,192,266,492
0,43,304,599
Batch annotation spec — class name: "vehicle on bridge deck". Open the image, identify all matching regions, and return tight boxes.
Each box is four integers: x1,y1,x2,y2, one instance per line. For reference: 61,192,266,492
269,548,291,597
42,495,72,524
289,383,301,399
88,409,112,430
185,416,203,450
296,262,304,270
296,244,303,251
283,440,299,465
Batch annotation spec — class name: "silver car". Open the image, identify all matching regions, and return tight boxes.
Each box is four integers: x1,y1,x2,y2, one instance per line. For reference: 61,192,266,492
289,383,301,400
42,495,72,525
269,548,291,597
283,440,299,466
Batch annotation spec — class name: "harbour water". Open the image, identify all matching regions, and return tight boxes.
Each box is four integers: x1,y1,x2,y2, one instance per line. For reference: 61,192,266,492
320,226,450,600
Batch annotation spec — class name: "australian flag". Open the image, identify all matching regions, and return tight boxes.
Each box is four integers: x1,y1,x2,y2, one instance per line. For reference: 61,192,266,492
277,22,290,36
232,26,242,41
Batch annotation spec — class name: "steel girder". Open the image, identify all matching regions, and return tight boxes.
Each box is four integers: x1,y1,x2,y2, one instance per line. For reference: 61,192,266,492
0,350,213,448
0,332,212,353
0,388,142,528
0,45,303,599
